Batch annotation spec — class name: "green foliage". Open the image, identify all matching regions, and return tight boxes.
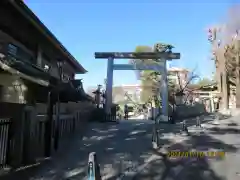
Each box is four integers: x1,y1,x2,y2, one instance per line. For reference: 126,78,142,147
130,46,156,102
135,46,153,52
131,44,177,105
154,43,174,52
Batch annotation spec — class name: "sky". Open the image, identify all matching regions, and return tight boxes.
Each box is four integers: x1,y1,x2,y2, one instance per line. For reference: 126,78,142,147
25,0,233,89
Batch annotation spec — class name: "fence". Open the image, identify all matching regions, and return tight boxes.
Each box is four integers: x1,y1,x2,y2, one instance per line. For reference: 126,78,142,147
0,102,93,172
0,118,12,169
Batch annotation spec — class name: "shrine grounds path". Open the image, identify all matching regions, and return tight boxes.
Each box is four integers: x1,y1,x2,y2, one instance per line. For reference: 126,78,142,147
3,115,240,180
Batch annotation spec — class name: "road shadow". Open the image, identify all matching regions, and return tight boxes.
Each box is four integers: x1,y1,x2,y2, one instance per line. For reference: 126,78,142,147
3,115,239,180
227,122,238,127
9,120,172,180
217,113,232,120
206,127,240,135
134,149,227,180
132,120,239,180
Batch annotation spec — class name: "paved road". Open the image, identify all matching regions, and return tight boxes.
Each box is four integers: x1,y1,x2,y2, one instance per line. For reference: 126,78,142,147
18,115,240,180
30,120,155,180
133,115,240,180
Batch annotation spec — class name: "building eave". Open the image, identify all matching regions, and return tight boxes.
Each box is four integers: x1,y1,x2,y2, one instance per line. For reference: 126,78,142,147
9,0,87,74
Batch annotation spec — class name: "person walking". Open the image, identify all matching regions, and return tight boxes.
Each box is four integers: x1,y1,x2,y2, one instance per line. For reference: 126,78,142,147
124,104,128,120
143,104,148,120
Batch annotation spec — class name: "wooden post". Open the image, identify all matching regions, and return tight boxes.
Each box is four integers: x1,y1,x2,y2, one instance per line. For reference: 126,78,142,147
44,91,54,157
10,104,26,168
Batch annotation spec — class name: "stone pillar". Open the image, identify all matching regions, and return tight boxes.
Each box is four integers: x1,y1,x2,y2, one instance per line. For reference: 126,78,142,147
105,57,114,114
161,59,168,121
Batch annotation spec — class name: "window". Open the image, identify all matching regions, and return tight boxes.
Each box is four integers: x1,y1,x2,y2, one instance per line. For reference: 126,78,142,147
8,44,17,56
17,47,33,63
7,43,34,63
7,44,18,64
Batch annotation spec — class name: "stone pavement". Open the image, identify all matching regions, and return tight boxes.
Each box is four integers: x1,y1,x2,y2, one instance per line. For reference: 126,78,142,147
132,114,240,180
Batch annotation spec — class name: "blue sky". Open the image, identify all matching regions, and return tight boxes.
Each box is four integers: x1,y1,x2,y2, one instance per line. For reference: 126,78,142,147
26,0,231,89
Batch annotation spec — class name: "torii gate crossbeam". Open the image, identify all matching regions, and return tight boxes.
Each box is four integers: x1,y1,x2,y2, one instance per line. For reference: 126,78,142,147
95,52,180,121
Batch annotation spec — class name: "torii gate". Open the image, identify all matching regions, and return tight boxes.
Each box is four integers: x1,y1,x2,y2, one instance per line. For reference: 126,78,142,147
95,47,180,121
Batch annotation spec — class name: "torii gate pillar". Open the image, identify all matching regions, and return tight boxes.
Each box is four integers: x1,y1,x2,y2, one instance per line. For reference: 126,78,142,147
106,57,114,114
95,52,180,120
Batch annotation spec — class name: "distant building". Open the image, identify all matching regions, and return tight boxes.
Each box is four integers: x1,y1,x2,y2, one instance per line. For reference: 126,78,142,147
118,84,142,103
94,67,190,104
105,84,141,104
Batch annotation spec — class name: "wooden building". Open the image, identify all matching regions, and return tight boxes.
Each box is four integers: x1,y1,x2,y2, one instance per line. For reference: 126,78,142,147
0,1,87,105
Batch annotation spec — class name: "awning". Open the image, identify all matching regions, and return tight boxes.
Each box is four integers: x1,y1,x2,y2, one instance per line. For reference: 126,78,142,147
70,79,95,102
53,81,95,103
0,57,94,103
28,81,93,103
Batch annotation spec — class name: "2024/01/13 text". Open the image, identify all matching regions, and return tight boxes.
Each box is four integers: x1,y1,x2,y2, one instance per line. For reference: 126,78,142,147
167,151,225,158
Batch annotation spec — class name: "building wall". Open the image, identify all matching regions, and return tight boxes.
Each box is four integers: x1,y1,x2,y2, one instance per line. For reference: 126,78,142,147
113,85,142,104
0,3,75,80
0,13,75,103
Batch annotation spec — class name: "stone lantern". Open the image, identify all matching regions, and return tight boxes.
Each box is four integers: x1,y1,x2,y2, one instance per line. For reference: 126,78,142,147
92,85,102,108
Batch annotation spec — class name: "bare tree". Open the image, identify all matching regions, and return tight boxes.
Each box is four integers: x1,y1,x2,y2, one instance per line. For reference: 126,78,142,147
174,69,200,104
208,5,240,108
